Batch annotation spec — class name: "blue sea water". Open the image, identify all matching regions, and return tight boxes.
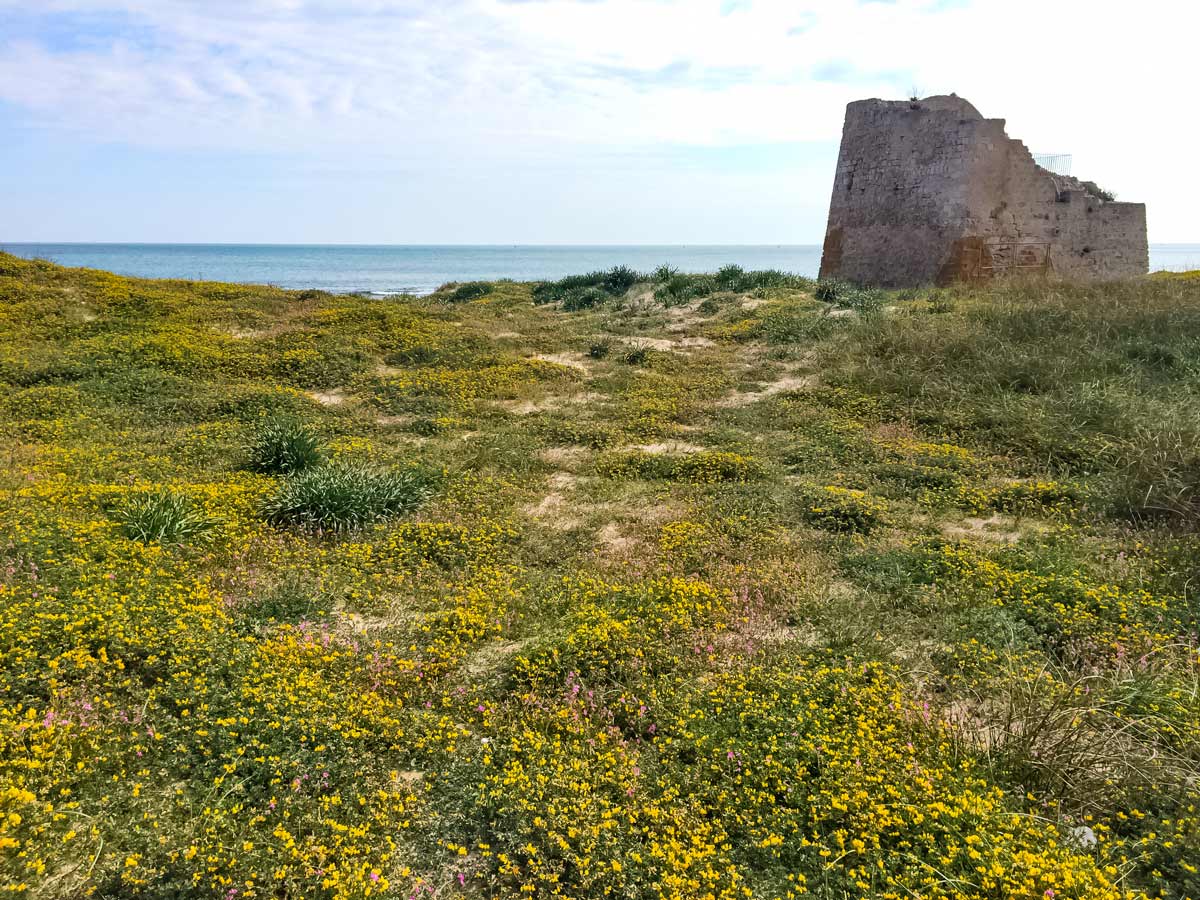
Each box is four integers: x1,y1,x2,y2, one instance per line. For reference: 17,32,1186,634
2,243,1198,296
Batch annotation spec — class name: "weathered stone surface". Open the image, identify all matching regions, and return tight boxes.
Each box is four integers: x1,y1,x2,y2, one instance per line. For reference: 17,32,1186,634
819,95,1148,287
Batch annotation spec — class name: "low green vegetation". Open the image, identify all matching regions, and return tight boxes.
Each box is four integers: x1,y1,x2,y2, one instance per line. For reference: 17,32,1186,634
245,416,325,474
446,281,494,303
111,488,220,543
262,463,433,533
2,250,1200,899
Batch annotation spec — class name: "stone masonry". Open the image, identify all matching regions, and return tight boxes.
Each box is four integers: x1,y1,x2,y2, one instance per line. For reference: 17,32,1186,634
819,95,1148,287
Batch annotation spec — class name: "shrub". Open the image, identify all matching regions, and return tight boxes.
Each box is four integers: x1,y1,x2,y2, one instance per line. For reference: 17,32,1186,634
262,463,432,533
112,489,219,543
269,340,371,390
621,343,651,366
532,267,643,308
561,287,610,311
0,252,33,277
245,417,324,475
1081,180,1116,202
655,268,809,305
587,340,611,359
410,416,458,436
601,265,640,294
541,419,621,450
514,577,726,687
655,274,717,305
980,480,1079,515
670,451,764,483
715,264,746,290
447,282,493,303
595,450,671,480
799,485,889,533
4,384,81,419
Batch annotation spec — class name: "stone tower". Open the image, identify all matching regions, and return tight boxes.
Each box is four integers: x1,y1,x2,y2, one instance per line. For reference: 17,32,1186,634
818,95,1148,287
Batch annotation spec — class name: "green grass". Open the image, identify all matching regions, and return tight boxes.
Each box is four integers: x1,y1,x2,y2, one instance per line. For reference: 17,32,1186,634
3,251,1200,899
244,416,325,474
445,281,494,303
262,463,433,533
819,277,1200,520
110,488,220,543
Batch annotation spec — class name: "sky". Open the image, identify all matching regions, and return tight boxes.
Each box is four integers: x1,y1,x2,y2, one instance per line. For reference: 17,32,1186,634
1,0,1196,244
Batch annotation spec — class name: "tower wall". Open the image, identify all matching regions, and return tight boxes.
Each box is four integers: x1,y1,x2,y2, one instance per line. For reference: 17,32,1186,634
819,96,1148,287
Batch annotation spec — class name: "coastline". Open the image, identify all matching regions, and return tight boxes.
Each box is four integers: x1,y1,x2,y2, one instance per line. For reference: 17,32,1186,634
3,242,1198,295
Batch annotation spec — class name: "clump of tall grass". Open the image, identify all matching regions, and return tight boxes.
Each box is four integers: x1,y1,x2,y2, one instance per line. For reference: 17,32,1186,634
112,489,220,544
446,282,494,303
655,273,717,305
532,267,642,308
532,264,811,311
262,463,433,533
798,485,890,533
621,342,651,365
654,266,810,305
245,417,324,475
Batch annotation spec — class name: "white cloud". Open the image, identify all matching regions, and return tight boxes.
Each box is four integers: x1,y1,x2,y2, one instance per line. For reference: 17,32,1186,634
0,0,1196,239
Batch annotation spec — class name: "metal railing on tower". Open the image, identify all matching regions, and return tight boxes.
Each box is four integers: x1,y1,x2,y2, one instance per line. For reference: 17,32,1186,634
1033,153,1073,176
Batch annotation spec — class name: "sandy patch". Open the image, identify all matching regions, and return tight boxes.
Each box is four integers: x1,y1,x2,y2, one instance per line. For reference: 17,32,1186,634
539,447,590,469
717,373,819,408
496,391,603,416
618,285,658,309
308,389,347,406
500,397,565,416
525,491,566,518
548,472,579,489
339,611,405,633
223,325,271,339
940,514,1040,544
620,336,714,353
596,522,637,553
634,441,705,455
533,352,590,372
464,639,530,677
523,474,584,529
715,619,820,658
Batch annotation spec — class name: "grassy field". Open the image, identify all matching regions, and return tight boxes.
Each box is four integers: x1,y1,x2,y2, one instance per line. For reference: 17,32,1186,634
2,252,1200,899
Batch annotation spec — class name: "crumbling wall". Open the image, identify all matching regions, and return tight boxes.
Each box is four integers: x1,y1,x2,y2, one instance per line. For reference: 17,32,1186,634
819,95,1148,287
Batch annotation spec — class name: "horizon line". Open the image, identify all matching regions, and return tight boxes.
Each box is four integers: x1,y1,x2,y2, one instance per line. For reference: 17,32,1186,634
0,241,827,248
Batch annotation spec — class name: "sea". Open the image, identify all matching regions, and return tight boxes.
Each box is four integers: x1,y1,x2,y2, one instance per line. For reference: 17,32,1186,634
3,243,1199,296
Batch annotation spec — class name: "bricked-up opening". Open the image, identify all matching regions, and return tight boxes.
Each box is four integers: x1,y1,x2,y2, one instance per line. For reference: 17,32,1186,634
819,95,1148,287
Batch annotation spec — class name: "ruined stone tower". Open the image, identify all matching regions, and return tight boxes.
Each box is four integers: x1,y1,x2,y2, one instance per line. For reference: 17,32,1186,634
819,95,1148,287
